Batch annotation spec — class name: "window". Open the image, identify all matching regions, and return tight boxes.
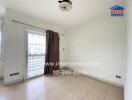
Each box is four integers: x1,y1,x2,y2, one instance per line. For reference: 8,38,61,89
27,30,46,78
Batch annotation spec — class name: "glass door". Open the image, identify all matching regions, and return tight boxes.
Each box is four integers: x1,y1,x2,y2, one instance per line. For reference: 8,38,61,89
27,30,46,79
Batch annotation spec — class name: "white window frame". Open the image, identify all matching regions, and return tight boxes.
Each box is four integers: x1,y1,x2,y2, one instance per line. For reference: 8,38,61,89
25,29,46,79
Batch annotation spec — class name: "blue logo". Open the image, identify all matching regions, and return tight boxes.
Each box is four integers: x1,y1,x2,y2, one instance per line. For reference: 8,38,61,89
110,5,125,16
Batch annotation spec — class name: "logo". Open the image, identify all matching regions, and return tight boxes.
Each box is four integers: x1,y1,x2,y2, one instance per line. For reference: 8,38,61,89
110,5,125,16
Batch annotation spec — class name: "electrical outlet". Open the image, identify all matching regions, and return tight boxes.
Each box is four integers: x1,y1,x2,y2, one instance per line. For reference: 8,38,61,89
116,75,122,79
10,72,19,76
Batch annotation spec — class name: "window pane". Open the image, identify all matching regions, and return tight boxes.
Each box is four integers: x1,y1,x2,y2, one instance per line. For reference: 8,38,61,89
27,32,46,78
28,56,45,77
28,33,46,55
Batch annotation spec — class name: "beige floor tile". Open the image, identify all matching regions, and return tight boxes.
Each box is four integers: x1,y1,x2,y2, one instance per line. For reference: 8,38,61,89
69,86,88,100
83,92,103,100
60,92,81,100
104,85,124,100
89,87,107,100
0,75,123,100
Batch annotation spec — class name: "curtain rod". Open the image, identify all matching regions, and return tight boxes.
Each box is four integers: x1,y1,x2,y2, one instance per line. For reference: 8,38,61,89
12,20,64,35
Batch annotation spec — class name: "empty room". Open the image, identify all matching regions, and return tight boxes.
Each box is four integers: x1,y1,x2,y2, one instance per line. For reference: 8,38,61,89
0,0,132,100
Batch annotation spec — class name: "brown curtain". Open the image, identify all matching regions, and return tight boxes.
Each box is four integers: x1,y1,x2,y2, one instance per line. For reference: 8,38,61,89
44,30,60,75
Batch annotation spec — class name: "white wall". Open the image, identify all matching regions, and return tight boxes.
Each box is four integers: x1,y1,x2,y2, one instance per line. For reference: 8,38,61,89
65,14,126,86
0,0,5,16
3,9,65,84
0,18,3,78
125,1,132,100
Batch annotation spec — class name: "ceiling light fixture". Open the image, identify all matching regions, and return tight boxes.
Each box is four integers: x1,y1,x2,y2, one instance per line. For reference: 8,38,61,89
58,0,72,12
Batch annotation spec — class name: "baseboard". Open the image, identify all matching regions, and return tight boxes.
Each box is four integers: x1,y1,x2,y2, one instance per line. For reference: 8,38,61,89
83,73,124,87
4,79,24,85
63,67,124,87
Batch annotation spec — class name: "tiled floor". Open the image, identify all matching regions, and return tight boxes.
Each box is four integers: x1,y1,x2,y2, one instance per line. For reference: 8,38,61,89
0,75,123,100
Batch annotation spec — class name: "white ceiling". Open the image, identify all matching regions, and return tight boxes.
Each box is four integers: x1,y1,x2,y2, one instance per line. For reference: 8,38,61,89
0,0,124,30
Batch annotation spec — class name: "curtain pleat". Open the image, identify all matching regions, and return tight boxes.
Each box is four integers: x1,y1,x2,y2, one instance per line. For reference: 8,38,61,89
44,30,60,75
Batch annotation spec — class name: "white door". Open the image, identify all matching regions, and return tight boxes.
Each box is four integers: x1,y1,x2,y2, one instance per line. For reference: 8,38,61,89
26,30,46,79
